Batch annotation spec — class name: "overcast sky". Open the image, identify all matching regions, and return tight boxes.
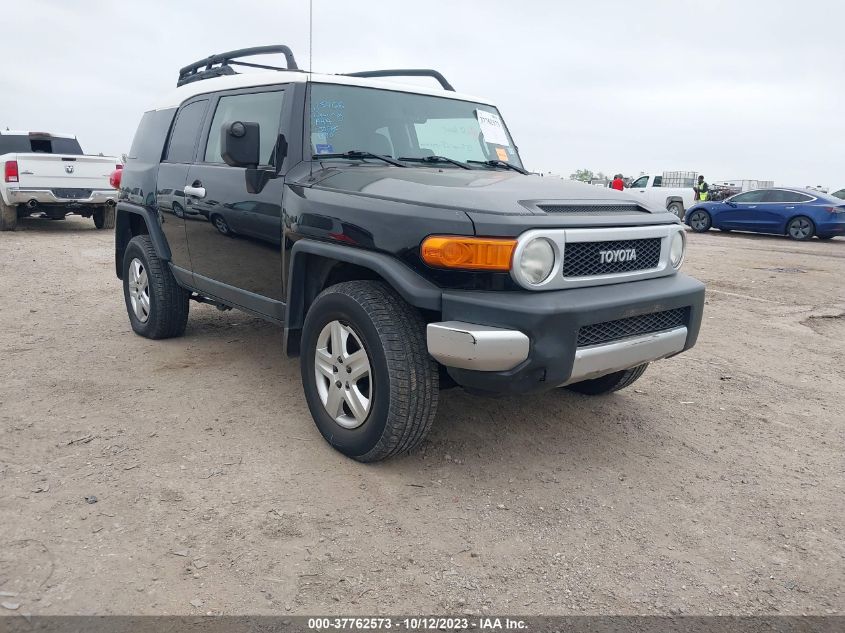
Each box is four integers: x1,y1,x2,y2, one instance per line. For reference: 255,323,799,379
3,1,843,187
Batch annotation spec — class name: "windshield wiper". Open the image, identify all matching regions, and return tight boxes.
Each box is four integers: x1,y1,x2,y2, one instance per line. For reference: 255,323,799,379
313,150,406,167
467,159,528,175
398,155,471,170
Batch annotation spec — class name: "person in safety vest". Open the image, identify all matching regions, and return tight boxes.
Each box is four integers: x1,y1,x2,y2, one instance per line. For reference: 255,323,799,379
694,175,709,201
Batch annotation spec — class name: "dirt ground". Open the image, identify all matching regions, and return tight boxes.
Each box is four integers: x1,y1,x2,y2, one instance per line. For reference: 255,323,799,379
1,216,843,617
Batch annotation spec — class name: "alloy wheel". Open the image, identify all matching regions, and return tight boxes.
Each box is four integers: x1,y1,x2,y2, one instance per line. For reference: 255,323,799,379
788,217,812,240
690,211,709,231
127,258,150,322
314,320,372,429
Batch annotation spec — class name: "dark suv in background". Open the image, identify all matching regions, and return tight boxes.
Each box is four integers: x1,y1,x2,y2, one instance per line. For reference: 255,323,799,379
115,45,704,462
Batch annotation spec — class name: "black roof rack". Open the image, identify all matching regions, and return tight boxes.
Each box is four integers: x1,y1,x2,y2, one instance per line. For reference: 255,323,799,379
177,45,300,87
344,69,455,92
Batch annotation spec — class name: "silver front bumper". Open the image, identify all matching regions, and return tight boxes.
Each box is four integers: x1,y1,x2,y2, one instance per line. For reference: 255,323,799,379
559,326,688,386
426,321,530,371
427,320,688,381
8,189,116,205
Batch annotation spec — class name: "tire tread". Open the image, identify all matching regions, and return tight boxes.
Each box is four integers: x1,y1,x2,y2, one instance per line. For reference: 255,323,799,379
124,235,189,339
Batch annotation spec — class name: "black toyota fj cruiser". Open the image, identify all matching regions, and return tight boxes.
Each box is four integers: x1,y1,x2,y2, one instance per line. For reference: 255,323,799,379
115,45,704,462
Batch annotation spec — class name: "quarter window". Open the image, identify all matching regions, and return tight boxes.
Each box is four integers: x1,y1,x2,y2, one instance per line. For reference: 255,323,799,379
165,100,208,163
204,91,285,165
652,176,662,187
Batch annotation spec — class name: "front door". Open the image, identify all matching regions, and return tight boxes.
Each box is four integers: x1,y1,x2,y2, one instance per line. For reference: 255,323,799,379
719,190,768,229
184,87,288,302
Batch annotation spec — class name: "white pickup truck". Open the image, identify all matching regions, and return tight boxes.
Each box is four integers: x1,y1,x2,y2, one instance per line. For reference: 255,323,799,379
0,130,119,231
625,174,697,219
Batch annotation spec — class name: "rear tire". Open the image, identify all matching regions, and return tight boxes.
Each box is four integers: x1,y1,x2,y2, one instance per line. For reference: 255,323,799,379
688,209,711,232
786,216,814,241
0,199,18,231
93,206,115,230
565,363,649,395
300,280,439,462
667,201,684,219
122,235,189,339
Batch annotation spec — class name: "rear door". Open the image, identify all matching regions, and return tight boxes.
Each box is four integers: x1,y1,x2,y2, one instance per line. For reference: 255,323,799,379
761,190,814,232
157,98,209,272
184,86,288,301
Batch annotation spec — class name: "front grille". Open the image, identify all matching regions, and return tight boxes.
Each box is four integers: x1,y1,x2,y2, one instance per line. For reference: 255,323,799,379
51,188,92,199
538,204,647,214
577,308,687,347
563,238,661,277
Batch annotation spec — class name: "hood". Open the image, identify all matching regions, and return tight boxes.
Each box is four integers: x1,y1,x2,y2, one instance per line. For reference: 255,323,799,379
309,166,659,215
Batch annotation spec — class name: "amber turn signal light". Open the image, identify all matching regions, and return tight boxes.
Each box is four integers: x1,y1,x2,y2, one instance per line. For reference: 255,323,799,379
421,236,516,271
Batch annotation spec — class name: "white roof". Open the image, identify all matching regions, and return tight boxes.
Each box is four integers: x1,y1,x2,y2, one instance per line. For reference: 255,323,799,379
0,130,75,138
152,71,494,110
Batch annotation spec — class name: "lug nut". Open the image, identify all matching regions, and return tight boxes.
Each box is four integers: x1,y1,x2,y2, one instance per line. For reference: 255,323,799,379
335,381,342,388
346,366,351,373
333,366,338,373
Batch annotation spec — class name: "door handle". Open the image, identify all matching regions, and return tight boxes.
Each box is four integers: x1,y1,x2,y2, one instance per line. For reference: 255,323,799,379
785,206,794,209
184,185,206,198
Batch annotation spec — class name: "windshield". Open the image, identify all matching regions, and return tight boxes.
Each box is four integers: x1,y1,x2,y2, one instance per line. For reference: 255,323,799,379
309,83,523,169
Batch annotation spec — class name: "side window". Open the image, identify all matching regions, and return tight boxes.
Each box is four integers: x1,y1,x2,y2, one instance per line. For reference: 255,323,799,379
630,176,648,188
652,176,663,187
731,190,767,203
832,189,845,200
165,100,208,163
204,91,285,165
762,190,789,203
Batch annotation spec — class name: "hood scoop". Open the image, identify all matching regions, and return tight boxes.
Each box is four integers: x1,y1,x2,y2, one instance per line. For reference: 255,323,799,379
537,203,649,214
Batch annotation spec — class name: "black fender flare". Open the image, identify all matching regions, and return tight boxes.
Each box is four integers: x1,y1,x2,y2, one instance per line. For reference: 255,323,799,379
114,202,171,278
283,239,442,356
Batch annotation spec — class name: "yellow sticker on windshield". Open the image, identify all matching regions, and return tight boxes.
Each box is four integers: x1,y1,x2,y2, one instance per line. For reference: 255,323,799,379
495,147,508,161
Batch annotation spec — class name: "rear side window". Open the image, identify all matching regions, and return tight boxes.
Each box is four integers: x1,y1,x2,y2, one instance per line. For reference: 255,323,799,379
165,100,208,163
0,134,83,155
762,190,813,203
652,176,663,187
204,91,285,165
832,189,845,200
128,109,176,163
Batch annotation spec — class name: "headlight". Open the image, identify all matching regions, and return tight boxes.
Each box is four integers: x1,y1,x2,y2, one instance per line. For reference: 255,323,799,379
517,237,555,285
669,230,686,268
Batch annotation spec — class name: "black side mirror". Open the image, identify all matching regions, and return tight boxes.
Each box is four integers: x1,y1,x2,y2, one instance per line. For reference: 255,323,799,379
725,200,737,207
221,121,260,168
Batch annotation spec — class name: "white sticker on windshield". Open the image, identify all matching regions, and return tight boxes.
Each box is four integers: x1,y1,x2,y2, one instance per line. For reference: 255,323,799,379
476,110,510,146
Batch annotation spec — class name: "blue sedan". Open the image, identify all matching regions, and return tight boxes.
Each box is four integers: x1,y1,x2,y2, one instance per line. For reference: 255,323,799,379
685,188,845,240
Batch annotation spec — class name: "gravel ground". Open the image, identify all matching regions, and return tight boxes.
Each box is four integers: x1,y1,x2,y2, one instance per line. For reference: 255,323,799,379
0,216,843,616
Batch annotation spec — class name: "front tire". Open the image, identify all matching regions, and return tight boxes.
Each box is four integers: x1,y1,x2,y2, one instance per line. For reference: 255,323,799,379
0,199,17,231
786,216,814,241
93,206,115,229
565,363,649,395
122,235,189,339
688,209,711,232
300,281,439,462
